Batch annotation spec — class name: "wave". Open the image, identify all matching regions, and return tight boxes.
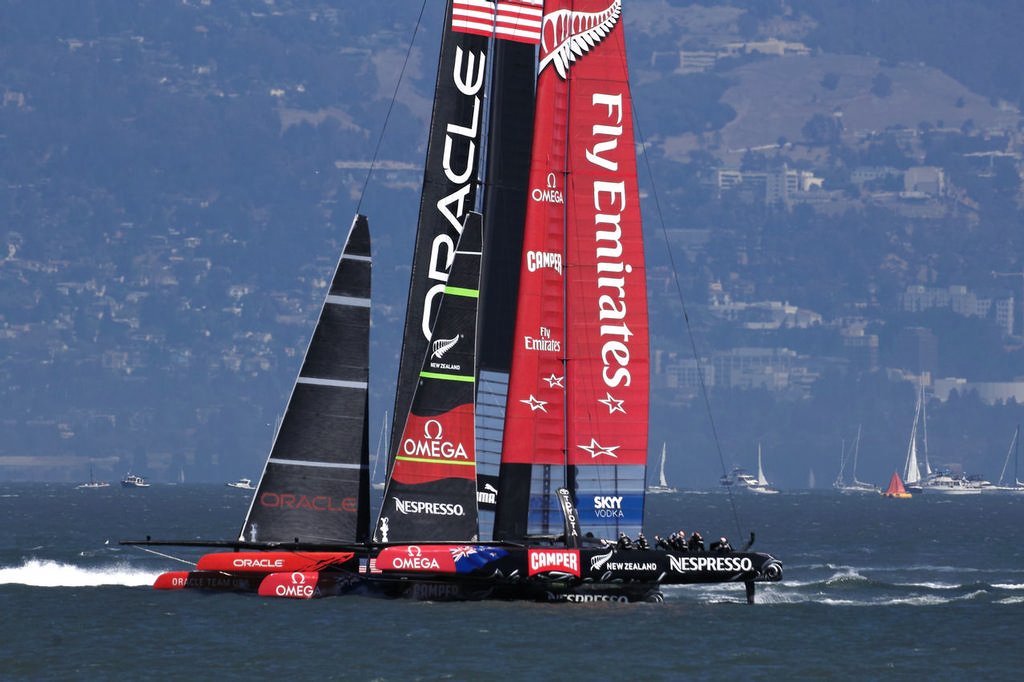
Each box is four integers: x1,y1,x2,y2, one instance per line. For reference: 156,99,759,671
0,558,160,587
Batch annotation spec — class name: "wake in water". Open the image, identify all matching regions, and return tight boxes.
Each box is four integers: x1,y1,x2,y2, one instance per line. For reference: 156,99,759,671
0,559,161,587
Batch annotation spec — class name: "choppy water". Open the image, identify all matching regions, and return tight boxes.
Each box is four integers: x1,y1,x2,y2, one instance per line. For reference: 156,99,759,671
2,484,1022,681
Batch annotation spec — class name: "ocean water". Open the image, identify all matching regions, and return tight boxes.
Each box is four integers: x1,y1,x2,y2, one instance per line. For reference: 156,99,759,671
1,484,1023,681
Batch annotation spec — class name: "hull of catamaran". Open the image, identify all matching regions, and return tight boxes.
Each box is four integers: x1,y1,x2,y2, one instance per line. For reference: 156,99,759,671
154,545,781,603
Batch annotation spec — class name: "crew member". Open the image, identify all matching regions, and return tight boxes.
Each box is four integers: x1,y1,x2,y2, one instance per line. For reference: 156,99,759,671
688,531,704,552
710,536,733,553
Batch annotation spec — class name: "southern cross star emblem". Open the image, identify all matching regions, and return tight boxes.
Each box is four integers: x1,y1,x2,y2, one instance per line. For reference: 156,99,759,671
577,438,619,459
598,393,625,414
543,374,564,388
521,395,548,412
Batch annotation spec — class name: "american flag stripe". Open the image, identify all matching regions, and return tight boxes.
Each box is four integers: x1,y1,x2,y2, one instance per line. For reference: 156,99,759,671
452,0,544,44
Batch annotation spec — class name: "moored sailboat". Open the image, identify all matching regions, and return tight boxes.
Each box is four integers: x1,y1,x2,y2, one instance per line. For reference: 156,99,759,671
991,426,1024,492
833,426,878,493
647,443,677,494
128,0,781,603
722,444,778,494
77,464,110,489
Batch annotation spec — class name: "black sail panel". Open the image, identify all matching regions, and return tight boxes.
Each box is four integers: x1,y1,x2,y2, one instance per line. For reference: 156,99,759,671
240,215,371,544
480,38,537,543
377,214,483,543
479,37,535,374
389,1,490,469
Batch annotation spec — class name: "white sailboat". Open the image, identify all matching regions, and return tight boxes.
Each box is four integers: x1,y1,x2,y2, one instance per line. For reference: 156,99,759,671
834,425,878,493
903,385,990,494
991,426,1024,492
903,388,925,493
751,444,779,494
722,443,778,493
646,443,677,494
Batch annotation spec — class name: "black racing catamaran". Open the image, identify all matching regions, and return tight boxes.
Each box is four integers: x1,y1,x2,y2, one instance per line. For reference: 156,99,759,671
128,0,782,603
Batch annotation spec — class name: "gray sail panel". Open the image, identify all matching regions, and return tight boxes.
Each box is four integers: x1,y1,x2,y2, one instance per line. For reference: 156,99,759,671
240,215,371,544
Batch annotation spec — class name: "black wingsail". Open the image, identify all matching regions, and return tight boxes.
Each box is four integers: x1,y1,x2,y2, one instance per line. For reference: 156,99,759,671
476,36,536,540
388,0,490,472
376,214,483,543
239,215,372,544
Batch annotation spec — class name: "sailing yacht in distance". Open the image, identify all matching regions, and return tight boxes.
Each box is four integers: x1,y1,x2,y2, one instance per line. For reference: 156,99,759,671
646,443,677,494
902,386,928,493
834,426,878,493
722,443,778,494
992,426,1024,492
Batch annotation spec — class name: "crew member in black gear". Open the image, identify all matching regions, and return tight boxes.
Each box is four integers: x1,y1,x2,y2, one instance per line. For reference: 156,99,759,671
636,532,649,550
710,536,733,553
617,532,633,550
688,531,704,551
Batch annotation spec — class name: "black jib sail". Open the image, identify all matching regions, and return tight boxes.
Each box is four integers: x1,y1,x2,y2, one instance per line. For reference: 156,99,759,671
239,215,372,544
376,213,484,543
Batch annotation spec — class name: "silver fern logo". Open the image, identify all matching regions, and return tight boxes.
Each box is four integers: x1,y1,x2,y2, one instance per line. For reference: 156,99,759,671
431,334,461,359
539,0,621,79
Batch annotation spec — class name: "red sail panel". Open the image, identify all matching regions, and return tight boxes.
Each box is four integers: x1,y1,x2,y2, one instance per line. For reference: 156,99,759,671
562,0,648,468
501,0,647,469
499,8,569,466
390,406,478,484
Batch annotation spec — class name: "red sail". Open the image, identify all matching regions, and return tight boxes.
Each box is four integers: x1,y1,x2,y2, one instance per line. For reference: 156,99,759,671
503,0,648,469
498,0,647,540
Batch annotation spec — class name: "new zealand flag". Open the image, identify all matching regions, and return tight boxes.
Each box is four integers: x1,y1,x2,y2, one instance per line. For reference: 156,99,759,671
450,545,509,572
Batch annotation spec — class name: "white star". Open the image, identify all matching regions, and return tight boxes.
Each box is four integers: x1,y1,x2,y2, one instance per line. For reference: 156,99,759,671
598,393,625,414
520,395,548,412
577,438,619,459
543,374,564,388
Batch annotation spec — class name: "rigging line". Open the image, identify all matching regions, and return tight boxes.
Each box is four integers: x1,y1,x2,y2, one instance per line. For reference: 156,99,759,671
629,98,744,541
132,545,196,567
355,0,430,214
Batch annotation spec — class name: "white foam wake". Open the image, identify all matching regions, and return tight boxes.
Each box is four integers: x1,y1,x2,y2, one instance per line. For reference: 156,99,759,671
0,559,160,587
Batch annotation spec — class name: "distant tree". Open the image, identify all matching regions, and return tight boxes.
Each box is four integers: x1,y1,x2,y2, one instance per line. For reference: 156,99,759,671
871,72,893,98
801,113,843,146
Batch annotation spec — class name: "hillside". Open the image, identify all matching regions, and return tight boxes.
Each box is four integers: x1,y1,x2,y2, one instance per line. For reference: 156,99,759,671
1,0,1023,487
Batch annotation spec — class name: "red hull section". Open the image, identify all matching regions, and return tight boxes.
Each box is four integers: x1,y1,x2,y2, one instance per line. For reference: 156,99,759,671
153,570,264,592
196,551,356,573
375,545,460,573
258,571,321,599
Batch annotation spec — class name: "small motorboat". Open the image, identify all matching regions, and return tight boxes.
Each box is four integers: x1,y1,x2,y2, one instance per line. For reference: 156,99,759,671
226,478,255,490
